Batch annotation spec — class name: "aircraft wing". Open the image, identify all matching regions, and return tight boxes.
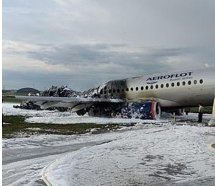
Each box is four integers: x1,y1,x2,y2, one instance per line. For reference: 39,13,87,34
15,96,124,103
15,96,124,111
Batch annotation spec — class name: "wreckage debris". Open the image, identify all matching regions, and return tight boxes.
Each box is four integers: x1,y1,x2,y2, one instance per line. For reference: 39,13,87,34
41,85,81,97
13,85,157,120
13,101,41,110
13,85,97,111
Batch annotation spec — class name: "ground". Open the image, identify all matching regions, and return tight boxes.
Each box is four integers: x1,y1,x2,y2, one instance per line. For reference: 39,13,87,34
2,103,215,186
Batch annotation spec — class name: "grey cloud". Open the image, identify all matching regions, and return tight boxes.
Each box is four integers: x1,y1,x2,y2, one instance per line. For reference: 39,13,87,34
27,44,111,65
3,42,215,90
25,43,183,66
9,42,215,72
12,42,215,69
3,0,215,89
3,68,128,91
4,0,215,46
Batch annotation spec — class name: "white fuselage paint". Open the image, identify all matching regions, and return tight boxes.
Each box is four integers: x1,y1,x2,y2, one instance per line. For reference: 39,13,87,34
16,67,215,112
123,68,215,108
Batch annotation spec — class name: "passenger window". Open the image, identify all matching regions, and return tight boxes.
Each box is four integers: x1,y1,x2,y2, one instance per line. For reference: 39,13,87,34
108,89,111,93
150,85,153,89
141,86,144,90
145,86,149,90
188,81,191,85
171,83,174,87
113,89,116,93
117,89,120,93
155,85,159,89
194,80,197,84
200,79,203,84
104,91,107,94
131,87,133,91
182,81,186,86
166,83,169,88
100,90,103,94
136,87,138,91
126,88,129,91
177,82,180,86
161,84,164,88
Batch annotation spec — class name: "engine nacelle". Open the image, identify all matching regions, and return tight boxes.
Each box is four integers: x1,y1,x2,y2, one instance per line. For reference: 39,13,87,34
121,101,161,120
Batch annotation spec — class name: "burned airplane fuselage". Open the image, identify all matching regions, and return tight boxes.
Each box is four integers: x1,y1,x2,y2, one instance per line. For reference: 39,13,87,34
15,67,215,120
98,79,127,99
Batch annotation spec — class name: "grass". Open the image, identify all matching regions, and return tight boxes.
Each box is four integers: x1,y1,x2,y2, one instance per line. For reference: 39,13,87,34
2,115,120,138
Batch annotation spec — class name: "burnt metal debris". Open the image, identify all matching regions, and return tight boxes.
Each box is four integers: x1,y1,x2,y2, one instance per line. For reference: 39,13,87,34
13,85,157,120
13,101,41,110
41,85,82,97
13,85,99,111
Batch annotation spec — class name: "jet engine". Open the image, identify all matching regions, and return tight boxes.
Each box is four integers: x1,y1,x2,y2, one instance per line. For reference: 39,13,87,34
121,101,161,120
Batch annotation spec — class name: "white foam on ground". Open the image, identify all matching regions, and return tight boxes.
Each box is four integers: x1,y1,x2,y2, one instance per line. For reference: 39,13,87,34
3,102,72,117
3,102,215,186
3,102,170,124
43,125,215,186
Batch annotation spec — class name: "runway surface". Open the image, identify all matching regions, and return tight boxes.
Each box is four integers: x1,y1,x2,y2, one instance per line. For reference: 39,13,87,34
2,103,215,186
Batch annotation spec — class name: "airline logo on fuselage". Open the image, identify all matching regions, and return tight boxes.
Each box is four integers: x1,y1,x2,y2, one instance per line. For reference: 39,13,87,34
146,72,193,84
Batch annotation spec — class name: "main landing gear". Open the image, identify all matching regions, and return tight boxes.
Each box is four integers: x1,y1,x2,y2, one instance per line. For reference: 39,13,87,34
209,97,215,126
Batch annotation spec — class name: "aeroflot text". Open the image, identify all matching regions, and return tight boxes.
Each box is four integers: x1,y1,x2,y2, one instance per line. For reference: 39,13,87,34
146,72,193,81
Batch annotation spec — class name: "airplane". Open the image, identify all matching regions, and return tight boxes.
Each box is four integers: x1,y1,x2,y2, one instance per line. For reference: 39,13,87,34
16,67,215,125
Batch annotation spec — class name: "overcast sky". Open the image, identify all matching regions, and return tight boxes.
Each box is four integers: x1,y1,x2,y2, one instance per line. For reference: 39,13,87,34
3,0,215,91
